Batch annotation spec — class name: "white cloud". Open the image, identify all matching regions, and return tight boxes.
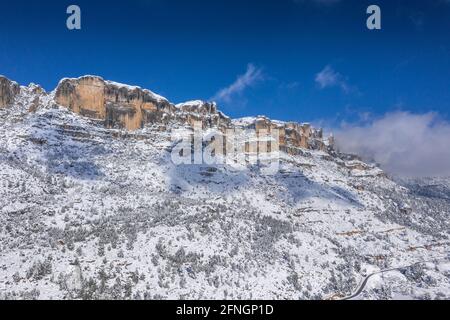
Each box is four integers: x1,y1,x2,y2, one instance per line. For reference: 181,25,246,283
315,65,354,94
213,64,264,104
334,111,450,177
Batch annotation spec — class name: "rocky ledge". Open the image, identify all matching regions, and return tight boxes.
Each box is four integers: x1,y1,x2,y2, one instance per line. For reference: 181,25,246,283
1,75,334,154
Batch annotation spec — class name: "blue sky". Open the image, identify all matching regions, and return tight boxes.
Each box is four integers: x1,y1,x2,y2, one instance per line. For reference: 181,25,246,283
1,0,450,125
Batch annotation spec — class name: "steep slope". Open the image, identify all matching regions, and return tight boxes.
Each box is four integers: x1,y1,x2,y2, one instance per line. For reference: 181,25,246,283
0,77,448,300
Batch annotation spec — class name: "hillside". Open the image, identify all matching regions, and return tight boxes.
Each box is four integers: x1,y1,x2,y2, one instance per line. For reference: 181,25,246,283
0,76,449,300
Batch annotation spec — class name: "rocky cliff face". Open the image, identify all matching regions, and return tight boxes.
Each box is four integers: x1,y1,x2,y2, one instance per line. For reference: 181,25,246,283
55,76,176,130
54,76,333,153
1,75,333,153
0,76,20,108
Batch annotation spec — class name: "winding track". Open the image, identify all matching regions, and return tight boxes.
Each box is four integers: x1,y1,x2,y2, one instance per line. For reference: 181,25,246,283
342,256,449,300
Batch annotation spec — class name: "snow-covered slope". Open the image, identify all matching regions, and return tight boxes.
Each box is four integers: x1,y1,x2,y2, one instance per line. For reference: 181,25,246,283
0,82,449,300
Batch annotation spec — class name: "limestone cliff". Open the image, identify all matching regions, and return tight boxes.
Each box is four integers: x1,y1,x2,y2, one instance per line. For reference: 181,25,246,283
0,76,20,108
232,116,332,154
55,76,174,130
0,75,333,153
175,100,232,130
53,76,333,153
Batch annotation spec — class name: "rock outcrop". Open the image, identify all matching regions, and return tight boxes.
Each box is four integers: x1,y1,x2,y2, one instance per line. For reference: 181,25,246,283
53,75,333,153
55,77,234,131
175,100,231,130
55,76,175,130
0,76,20,108
233,116,332,154
0,74,334,154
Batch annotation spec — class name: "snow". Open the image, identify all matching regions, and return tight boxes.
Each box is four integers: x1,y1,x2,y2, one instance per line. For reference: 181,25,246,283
0,86,448,300
56,76,169,103
232,117,258,126
57,75,103,85
105,80,169,103
0,75,19,87
175,100,206,108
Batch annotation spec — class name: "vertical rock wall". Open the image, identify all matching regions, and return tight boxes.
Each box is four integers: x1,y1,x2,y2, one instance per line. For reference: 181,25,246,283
0,76,20,108
55,76,173,130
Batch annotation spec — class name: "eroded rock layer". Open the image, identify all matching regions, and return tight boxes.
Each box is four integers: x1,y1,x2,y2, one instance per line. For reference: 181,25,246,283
55,76,177,130
0,76,20,108
0,75,333,153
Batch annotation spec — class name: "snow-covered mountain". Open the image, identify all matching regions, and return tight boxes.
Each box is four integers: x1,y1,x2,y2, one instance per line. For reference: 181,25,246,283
0,75,449,300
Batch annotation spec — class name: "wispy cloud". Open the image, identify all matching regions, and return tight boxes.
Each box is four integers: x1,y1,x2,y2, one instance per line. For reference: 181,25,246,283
334,111,450,177
212,64,264,104
315,65,356,94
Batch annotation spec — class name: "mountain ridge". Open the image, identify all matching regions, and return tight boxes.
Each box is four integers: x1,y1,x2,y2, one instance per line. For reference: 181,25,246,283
1,75,334,155
0,74,449,300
